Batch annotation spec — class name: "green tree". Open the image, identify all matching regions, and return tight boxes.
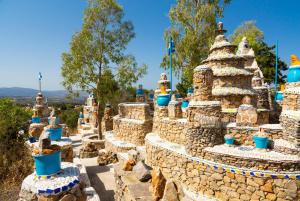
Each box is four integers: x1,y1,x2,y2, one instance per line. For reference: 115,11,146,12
161,0,231,95
61,0,147,139
230,21,288,84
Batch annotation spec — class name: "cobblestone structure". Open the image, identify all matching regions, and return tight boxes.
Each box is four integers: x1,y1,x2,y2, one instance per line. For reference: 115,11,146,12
141,24,300,201
105,102,153,154
202,23,256,111
237,37,271,114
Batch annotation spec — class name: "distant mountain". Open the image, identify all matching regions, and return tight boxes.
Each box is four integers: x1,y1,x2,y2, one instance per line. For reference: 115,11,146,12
0,87,88,98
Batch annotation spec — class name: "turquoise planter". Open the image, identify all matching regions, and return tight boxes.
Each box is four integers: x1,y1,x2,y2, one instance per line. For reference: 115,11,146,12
79,113,84,118
34,151,61,176
224,137,235,145
187,87,194,94
32,117,41,123
275,91,284,101
46,127,63,141
287,66,300,83
136,89,144,95
181,100,189,108
148,93,154,100
175,93,182,99
157,94,170,106
253,136,269,149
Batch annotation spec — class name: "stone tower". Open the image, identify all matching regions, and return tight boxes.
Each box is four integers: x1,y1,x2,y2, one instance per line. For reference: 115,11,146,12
237,37,270,110
185,65,223,157
202,23,256,110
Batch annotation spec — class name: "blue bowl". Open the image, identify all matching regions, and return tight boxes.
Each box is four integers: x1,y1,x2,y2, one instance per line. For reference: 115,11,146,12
34,151,61,176
46,127,63,141
287,66,300,83
32,117,41,123
29,136,36,143
275,91,284,101
136,88,144,95
224,137,235,145
157,94,170,106
181,100,189,108
253,136,269,149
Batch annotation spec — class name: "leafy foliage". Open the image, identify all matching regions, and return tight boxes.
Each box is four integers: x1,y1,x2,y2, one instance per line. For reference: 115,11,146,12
61,0,147,138
0,98,33,183
230,21,288,84
161,0,231,95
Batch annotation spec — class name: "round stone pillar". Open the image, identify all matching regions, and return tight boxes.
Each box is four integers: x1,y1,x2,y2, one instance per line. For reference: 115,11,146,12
193,65,213,101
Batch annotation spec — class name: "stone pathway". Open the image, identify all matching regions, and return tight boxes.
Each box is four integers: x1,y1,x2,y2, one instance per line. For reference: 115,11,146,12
70,134,116,201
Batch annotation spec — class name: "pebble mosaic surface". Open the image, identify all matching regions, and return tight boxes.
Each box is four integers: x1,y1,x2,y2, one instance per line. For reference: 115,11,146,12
146,133,300,180
26,137,72,148
21,162,80,196
183,187,219,201
205,144,300,161
105,131,137,148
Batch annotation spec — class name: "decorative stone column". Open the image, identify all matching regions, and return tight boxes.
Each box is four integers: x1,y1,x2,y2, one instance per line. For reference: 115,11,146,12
236,96,258,127
193,65,213,101
185,65,223,157
101,103,113,133
168,94,182,119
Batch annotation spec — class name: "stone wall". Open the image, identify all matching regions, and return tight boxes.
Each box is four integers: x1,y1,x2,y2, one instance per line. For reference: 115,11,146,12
224,123,284,146
146,134,300,201
282,92,300,111
213,76,252,89
154,117,187,145
113,116,152,145
280,113,300,146
118,103,151,121
255,87,270,110
185,123,223,157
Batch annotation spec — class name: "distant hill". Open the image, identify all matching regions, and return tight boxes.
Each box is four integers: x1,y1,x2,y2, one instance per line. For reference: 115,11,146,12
0,87,88,103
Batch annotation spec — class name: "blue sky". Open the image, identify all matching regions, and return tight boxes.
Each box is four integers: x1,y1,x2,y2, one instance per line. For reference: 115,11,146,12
0,0,299,90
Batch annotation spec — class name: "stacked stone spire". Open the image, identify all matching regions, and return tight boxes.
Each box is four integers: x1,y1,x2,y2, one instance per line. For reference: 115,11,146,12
237,37,271,111
202,22,256,110
237,37,264,87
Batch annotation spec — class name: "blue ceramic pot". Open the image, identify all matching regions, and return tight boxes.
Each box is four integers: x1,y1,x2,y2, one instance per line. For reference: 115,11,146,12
253,136,269,149
29,136,36,143
224,137,235,145
275,91,284,101
175,93,182,99
287,66,300,83
157,94,170,106
148,93,154,100
187,87,194,94
34,151,61,176
181,100,189,108
79,113,84,118
136,89,144,95
46,127,63,141
32,116,41,123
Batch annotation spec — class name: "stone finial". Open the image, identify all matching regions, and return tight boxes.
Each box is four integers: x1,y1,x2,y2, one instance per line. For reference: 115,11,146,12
160,73,168,81
216,22,227,35
171,94,176,101
50,108,55,117
138,84,143,89
242,95,252,105
33,109,38,117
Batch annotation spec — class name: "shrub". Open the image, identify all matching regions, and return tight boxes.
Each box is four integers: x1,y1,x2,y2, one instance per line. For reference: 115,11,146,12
0,98,33,184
